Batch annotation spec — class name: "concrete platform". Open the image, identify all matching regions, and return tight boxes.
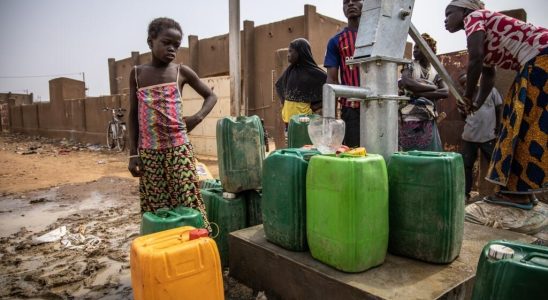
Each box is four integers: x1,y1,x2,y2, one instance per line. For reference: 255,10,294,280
229,223,535,300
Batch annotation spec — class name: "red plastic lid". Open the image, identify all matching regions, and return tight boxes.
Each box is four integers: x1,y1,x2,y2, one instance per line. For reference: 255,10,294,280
189,228,209,240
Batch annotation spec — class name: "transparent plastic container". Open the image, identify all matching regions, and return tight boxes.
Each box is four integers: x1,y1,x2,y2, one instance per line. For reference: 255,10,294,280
307,116,345,154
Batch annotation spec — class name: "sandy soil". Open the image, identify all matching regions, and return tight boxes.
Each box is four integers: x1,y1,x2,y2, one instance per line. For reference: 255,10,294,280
0,134,254,300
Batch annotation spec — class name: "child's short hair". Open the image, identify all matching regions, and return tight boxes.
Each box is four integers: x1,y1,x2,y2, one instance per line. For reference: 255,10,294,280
148,17,183,39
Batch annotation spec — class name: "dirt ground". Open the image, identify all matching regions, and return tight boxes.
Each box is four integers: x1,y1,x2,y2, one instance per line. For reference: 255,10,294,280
0,133,254,300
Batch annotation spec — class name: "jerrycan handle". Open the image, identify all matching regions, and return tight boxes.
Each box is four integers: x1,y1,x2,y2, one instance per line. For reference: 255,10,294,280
189,228,209,240
204,187,224,193
521,252,548,267
155,208,179,219
339,153,357,158
408,150,445,157
279,149,316,161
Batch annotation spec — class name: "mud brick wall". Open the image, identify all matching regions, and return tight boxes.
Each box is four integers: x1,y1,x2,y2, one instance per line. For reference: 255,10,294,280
8,76,229,157
108,5,346,135
183,76,231,156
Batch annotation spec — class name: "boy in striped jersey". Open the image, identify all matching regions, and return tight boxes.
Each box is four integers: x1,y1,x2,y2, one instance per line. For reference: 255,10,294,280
324,0,363,147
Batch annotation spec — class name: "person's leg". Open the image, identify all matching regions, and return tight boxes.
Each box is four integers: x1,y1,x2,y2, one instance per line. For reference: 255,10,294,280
479,139,496,161
138,148,169,213
461,141,479,199
341,107,360,147
167,143,212,232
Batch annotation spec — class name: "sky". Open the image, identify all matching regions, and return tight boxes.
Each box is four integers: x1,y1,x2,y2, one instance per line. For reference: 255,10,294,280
0,0,546,101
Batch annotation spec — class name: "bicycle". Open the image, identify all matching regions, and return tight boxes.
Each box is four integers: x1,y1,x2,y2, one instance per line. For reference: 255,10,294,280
103,107,127,151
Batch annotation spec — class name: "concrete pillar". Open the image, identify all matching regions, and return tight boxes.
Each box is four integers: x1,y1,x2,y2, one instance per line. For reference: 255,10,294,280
274,48,289,149
0,100,10,133
229,0,241,117
304,5,325,64
131,51,140,66
188,35,200,75
108,58,118,95
243,20,255,117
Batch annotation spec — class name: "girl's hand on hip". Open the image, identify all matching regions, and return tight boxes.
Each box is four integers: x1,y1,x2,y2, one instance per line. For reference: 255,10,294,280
184,115,203,133
128,157,143,177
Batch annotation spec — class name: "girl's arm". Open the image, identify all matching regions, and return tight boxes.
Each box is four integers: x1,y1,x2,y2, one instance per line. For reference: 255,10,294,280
413,75,449,101
326,67,339,84
399,68,438,93
473,66,496,110
181,65,217,132
128,67,143,177
465,31,485,101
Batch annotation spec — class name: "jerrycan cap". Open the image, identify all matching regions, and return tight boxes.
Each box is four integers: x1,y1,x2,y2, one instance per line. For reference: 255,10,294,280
298,116,310,123
223,192,237,199
189,228,209,240
488,244,514,260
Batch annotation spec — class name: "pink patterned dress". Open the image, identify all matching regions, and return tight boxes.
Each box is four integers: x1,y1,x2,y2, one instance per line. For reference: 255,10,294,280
135,65,210,231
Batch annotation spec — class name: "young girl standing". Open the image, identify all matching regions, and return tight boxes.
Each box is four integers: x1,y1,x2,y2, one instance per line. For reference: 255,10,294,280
128,17,217,232
398,33,448,151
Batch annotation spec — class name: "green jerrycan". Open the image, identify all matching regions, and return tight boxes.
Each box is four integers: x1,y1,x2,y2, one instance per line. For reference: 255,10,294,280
201,188,246,267
216,115,265,193
307,154,389,272
262,148,320,251
388,151,465,263
140,206,204,235
472,240,548,300
287,114,318,148
243,189,263,227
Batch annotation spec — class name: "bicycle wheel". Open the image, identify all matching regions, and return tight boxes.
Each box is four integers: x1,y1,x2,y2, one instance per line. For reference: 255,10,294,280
116,124,127,151
106,122,116,149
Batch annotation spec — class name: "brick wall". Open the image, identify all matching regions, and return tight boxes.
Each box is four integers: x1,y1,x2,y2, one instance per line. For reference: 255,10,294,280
7,76,230,157
184,76,230,156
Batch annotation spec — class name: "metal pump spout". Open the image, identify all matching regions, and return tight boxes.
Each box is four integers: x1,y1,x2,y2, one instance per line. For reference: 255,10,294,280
322,84,372,119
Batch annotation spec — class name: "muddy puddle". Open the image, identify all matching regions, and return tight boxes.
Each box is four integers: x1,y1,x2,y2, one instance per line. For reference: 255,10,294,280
0,177,139,299
0,176,256,300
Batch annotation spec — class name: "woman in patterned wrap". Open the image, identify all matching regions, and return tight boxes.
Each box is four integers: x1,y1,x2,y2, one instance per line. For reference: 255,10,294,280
445,0,547,208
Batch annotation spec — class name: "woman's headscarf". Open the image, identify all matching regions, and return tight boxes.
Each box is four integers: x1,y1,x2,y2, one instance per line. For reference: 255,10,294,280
448,0,485,10
275,38,327,105
421,33,437,54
